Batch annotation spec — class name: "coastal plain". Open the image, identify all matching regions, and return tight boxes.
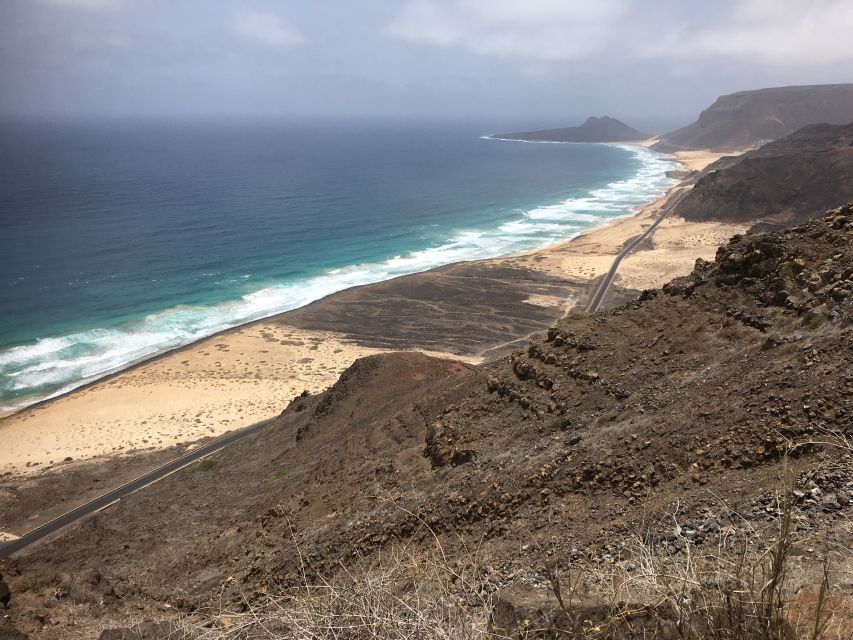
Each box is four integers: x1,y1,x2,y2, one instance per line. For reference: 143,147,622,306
0,149,739,479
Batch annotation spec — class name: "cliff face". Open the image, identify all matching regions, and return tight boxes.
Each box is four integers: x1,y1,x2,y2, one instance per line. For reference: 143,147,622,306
495,116,648,143
673,122,853,228
654,84,853,152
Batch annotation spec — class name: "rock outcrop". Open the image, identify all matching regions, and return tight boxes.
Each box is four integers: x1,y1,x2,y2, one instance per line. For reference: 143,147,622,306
673,123,853,228
495,116,648,143
0,574,10,609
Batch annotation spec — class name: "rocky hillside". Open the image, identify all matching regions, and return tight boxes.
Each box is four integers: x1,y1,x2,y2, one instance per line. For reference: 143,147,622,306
3,207,851,638
673,122,853,229
494,116,648,143
654,84,853,152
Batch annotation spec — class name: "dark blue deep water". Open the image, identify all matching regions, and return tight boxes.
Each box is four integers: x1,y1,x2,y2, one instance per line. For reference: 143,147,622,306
0,120,675,410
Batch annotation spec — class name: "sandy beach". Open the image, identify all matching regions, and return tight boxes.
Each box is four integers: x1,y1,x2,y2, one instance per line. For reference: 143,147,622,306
508,148,749,294
0,326,476,475
515,189,749,292
0,147,747,477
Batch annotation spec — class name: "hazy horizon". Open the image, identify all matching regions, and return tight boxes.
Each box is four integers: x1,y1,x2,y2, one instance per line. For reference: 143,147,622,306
2,1,853,131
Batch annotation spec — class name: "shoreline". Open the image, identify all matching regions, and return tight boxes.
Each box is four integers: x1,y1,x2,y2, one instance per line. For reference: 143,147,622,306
484,135,661,147
0,140,670,420
0,146,747,476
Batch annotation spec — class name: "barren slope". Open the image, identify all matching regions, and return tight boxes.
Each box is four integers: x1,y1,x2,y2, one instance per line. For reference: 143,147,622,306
3,208,851,639
673,123,853,229
654,84,853,152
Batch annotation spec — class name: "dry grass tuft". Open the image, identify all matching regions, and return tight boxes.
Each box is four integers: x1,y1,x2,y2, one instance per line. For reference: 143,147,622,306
177,445,851,640
181,538,496,640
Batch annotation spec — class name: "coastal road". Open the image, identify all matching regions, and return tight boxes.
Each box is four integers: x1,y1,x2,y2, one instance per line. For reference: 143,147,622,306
0,417,275,557
2,188,688,557
586,188,689,313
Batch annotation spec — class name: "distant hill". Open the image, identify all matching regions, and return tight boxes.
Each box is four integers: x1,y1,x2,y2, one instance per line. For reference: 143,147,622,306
673,121,853,229
654,84,853,152
494,116,649,143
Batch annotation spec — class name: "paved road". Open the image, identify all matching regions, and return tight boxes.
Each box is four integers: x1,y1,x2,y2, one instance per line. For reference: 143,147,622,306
1,188,691,557
586,188,690,313
0,417,275,557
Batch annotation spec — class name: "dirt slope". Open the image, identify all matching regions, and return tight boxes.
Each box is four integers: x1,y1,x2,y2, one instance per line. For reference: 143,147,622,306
673,122,853,229
4,209,852,639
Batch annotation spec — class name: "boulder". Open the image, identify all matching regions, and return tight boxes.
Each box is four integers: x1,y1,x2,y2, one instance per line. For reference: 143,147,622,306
424,422,476,469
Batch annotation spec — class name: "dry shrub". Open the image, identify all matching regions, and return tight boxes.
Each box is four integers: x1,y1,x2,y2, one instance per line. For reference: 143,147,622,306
11,567,108,606
180,444,851,640
580,493,845,639
182,539,495,640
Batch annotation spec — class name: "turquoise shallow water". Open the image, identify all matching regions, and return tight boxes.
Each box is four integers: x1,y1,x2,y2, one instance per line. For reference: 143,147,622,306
0,120,676,410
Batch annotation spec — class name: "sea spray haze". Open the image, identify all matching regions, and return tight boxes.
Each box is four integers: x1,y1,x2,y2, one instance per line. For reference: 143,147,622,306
0,119,675,411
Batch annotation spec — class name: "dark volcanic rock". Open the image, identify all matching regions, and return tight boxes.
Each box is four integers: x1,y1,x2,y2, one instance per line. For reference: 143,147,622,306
424,421,476,468
673,125,853,227
496,116,648,143
654,83,853,152
0,574,10,609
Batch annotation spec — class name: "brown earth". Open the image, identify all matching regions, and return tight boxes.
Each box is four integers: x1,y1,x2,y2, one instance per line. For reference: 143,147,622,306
2,207,851,639
277,261,605,360
674,122,853,230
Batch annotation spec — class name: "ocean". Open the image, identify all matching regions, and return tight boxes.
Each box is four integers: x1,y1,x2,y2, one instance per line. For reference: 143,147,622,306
0,120,676,412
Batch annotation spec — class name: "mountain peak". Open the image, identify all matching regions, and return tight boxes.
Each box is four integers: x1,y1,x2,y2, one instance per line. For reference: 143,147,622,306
495,116,648,143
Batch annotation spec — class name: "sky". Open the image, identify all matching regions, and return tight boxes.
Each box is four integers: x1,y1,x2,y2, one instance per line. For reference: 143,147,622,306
2,0,853,131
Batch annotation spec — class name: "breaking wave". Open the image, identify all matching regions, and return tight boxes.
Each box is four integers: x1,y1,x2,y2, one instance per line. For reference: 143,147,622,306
0,145,676,412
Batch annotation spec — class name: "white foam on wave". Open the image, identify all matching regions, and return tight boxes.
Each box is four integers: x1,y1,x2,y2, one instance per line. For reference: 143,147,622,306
0,144,677,411
482,135,573,145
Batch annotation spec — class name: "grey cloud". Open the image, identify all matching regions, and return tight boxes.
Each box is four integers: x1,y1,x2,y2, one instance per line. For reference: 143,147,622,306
384,0,629,61
232,8,306,48
2,0,852,123
385,0,853,68
645,0,853,65
40,0,125,9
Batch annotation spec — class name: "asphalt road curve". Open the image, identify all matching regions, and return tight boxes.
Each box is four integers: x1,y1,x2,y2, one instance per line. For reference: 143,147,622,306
586,188,690,313
0,417,275,557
